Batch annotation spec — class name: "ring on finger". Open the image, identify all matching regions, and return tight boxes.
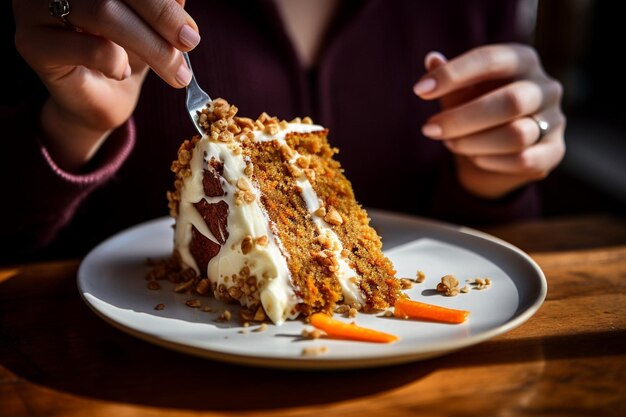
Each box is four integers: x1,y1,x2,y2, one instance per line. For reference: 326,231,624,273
530,115,550,143
49,0,82,32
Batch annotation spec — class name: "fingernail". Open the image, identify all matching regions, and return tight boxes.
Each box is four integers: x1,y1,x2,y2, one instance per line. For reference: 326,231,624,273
179,24,201,49
425,51,447,69
413,78,437,96
422,123,443,138
122,64,132,80
176,62,192,86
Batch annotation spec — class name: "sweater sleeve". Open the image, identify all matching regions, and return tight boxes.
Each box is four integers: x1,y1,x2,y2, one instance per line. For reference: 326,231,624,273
0,102,136,263
428,155,541,227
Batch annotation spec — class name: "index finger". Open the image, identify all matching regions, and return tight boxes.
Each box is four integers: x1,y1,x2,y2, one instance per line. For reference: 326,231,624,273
414,43,541,100
124,0,199,50
64,0,199,87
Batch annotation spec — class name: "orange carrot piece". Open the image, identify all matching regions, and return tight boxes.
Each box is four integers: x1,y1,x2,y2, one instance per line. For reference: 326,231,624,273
393,298,469,324
309,313,399,343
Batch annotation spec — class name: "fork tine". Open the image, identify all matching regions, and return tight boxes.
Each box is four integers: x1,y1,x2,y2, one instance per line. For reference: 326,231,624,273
183,52,212,135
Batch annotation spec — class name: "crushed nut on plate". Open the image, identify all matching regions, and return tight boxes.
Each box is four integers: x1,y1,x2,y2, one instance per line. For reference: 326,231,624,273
436,274,460,296
301,346,328,357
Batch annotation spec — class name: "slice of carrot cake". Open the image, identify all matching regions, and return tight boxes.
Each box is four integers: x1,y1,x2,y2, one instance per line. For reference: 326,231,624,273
166,98,401,324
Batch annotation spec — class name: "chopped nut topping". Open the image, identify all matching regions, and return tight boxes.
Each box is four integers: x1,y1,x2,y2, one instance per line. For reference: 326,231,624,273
185,299,202,308
335,305,350,314
218,130,234,142
175,279,195,293
195,278,211,295
400,278,414,289
301,346,328,357
237,177,250,191
167,137,201,217
147,281,161,290
154,303,165,311
241,235,254,254
243,190,256,203
350,302,363,311
416,270,426,283
240,308,254,322
324,205,343,226
436,274,460,297
255,235,269,246
234,116,254,130
234,191,243,206
296,156,310,169
217,309,232,322
279,144,295,160
314,206,327,218
244,163,254,177
253,306,267,322
227,286,243,300
301,328,325,339
317,234,331,248
264,123,279,135
253,323,268,332
472,277,492,290
257,112,271,123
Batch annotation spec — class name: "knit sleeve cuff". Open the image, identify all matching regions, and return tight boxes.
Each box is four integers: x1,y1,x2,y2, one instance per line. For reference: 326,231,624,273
40,118,136,187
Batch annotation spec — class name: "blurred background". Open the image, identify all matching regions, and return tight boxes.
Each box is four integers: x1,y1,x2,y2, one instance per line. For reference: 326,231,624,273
532,0,626,217
3,0,623,221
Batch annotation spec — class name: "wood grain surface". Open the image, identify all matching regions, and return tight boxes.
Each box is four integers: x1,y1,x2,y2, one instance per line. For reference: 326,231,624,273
1,214,625,417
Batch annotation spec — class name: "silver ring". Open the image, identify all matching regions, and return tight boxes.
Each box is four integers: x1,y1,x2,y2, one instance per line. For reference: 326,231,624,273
49,0,82,32
531,115,549,143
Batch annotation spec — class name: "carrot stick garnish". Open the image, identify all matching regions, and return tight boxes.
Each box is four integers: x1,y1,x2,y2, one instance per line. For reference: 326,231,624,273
393,298,469,324
309,313,399,343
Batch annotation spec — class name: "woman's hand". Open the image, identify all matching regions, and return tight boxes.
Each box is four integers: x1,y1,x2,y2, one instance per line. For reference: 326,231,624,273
414,43,566,199
13,0,200,171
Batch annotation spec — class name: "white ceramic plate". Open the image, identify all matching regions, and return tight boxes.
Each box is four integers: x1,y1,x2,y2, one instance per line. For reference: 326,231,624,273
77,209,546,370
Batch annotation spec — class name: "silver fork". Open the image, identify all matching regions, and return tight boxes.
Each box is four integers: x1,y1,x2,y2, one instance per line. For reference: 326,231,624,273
182,52,212,136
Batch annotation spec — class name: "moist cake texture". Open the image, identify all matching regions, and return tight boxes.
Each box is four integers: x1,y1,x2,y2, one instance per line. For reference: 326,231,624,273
166,98,402,324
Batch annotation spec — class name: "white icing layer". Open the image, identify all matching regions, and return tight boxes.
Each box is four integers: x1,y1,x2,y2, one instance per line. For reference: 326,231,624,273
174,122,363,324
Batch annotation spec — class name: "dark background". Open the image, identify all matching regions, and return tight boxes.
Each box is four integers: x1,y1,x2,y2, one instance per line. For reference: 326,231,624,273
534,0,626,218
3,0,624,220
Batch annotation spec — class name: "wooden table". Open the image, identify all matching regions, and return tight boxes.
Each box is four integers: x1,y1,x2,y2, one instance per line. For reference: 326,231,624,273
2,214,626,417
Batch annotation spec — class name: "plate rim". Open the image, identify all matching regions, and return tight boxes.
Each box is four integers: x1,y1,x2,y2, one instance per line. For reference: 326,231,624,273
77,209,547,370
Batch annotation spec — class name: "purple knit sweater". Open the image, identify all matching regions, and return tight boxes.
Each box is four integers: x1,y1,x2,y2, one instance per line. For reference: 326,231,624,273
2,0,540,263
